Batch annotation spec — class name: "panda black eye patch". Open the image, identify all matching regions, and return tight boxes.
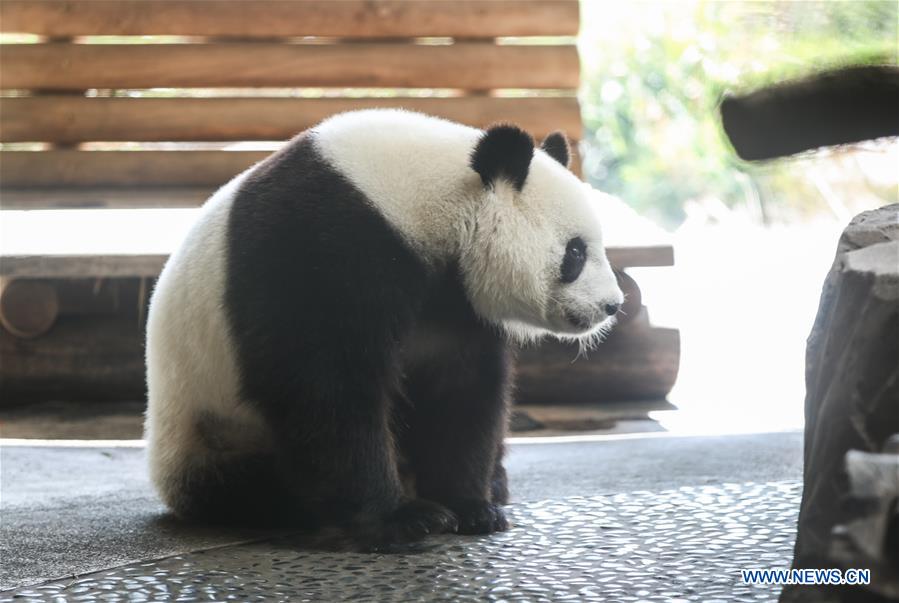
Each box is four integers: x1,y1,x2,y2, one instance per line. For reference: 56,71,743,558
560,237,587,284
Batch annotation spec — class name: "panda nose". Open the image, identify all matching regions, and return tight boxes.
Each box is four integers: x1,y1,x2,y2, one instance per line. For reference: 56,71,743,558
604,303,620,316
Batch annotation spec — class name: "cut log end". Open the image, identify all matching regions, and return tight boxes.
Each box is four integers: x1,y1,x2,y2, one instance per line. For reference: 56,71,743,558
0,278,60,339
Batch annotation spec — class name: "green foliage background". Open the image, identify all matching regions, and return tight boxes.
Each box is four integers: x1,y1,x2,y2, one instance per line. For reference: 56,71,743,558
578,0,898,228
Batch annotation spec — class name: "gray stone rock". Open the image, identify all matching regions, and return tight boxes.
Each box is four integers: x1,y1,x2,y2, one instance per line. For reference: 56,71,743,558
782,204,899,603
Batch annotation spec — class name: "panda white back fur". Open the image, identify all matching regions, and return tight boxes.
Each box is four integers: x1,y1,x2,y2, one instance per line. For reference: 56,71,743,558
145,109,622,548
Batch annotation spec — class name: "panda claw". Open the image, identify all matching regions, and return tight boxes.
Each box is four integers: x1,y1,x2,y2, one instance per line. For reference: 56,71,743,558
449,500,508,535
380,499,457,544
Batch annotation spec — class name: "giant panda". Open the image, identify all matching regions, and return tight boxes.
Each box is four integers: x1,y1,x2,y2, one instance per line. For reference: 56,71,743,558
145,109,623,549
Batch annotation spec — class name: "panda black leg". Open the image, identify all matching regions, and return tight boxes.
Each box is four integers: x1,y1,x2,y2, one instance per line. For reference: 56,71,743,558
166,450,297,527
255,379,458,546
490,443,510,505
222,134,462,546
400,328,512,535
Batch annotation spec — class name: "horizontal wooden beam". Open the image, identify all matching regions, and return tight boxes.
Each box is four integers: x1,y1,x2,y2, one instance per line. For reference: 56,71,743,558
0,42,579,90
0,1,579,38
1,96,582,143
0,255,168,279
0,150,270,187
1,144,583,192
0,246,672,279
0,187,212,210
1,315,147,403
609,245,674,268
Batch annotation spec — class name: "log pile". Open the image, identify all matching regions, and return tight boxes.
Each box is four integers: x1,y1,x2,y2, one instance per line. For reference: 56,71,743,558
0,279,148,403
1,272,680,405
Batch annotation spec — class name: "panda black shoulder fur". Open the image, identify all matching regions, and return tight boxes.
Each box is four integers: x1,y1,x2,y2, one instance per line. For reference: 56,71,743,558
145,109,623,549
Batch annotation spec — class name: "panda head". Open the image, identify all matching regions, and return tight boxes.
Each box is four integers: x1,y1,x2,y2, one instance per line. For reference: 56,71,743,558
460,124,624,344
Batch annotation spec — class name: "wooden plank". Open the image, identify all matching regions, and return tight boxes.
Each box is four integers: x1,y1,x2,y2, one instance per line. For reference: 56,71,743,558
515,399,675,430
0,42,579,90
0,157,583,199
0,187,212,210
54,278,150,317
0,1,579,38
1,96,582,143
0,255,168,279
0,146,588,190
0,150,270,187
0,246,673,279
607,245,674,268
1,315,147,403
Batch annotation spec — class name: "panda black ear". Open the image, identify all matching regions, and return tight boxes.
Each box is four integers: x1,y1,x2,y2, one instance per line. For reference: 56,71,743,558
470,124,534,191
540,131,570,168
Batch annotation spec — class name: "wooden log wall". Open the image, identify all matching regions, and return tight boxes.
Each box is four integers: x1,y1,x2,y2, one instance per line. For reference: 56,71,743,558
0,0,583,201
0,2,685,407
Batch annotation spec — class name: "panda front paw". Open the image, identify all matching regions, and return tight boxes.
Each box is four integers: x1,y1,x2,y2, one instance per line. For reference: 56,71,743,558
449,499,509,535
381,498,459,543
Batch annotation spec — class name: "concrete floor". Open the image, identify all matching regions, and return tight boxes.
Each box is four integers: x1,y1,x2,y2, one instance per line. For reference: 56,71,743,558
1,431,803,601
